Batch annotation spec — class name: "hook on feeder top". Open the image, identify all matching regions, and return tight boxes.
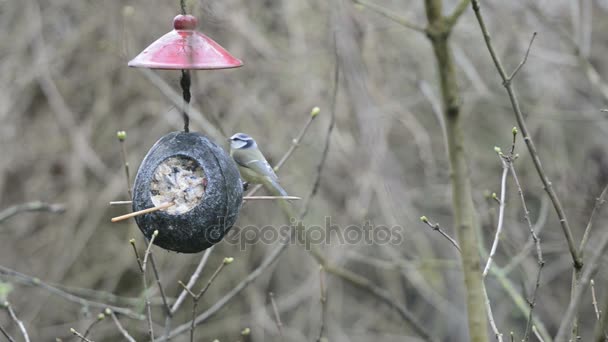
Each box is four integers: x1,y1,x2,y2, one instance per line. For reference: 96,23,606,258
128,14,243,70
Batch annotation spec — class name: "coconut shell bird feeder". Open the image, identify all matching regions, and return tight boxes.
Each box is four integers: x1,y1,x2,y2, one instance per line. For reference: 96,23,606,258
124,12,244,253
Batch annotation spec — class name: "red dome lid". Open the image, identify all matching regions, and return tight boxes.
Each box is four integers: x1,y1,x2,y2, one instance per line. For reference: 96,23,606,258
128,15,243,70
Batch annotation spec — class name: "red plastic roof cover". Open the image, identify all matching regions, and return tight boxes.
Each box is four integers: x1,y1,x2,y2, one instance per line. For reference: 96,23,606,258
128,15,243,70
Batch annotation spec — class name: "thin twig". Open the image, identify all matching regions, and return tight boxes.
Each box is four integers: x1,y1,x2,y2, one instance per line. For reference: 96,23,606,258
276,109,319,170
318,259,437,341
579,183,608,256
483,284,503,341
591,279,600,321
149,254,172,317
269,292,284,339
420,217,461,253
161,239,290,341
136,231,159,342
445,0,471,29
470,0,582,270
483,156,509,277
106,309,136,342
594,281,608,341
501,197,549,276
351,0,426,33
555,230,608,342
70,328,93,342
0,201,65,224
3,302,29,342
111,202,174,223
178,258,232,342
528,3,608,103
533,326,546,342
129,239,143,272
142,233,158,272
468,15,578,339
82,312,105,339
117,131,132,199
0,265,143,320
0,324,15,342
316,265,327,342
246,107,320,197
508,32,537,81
302,29,339,219
510,160,544,342
170,247,214,315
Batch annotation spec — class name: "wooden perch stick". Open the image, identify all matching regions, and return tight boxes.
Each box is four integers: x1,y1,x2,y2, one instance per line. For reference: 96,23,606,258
111,202,174,223
110,196,301,206
243,196,301,201
110,201,133,206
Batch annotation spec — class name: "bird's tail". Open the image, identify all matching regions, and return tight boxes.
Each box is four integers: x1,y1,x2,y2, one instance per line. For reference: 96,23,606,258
262,177,295,220
265,177,288,197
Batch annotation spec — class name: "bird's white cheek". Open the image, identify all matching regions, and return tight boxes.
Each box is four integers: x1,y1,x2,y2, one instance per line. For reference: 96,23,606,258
231,140,247,149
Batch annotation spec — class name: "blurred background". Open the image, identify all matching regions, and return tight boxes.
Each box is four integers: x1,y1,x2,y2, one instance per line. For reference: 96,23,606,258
1,0,608,341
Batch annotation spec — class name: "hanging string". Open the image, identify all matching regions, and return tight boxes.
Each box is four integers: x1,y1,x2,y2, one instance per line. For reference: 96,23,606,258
180,0,186,15
179,0,190,132
180,70,191,132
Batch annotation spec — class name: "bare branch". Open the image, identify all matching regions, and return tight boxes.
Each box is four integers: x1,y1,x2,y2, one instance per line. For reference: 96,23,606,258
3,302,29,342
302,30,339,219
555,230,608,341
533,326,546,342
510,162,544,342
579,183,608,255
445,0,471,29
483,284,503,341
161,241,290,341
508,32,537,81
177,258,232,342
483,156,509,277
420,216,461,253
0,201,65,224
106,309,136,342
319,259,437,341
470,0,582,270
269,292,284,339
591,279,600,321
170,247,213,314
148,255,171,317
135,230,159,342
116,131,132,200
246,107,320,197
0,324,15,342
70,327,93,342
0,265,143,319
82,312,105,340
351,0,426,33
316,266,327,342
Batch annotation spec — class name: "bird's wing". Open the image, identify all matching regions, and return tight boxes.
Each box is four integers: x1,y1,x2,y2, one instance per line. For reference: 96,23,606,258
232,149,279,181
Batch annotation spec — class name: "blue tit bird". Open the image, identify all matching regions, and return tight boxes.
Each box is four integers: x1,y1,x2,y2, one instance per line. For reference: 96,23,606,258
229,133,288,197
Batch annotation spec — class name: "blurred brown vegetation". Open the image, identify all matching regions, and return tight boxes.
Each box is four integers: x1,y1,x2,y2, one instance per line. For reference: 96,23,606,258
2,0,608,341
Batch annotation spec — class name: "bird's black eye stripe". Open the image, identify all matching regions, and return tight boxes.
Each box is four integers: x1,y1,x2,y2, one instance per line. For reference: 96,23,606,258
242,139,254,148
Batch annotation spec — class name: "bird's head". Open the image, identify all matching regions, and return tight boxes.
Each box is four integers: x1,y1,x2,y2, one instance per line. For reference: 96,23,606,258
229,133,257,150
